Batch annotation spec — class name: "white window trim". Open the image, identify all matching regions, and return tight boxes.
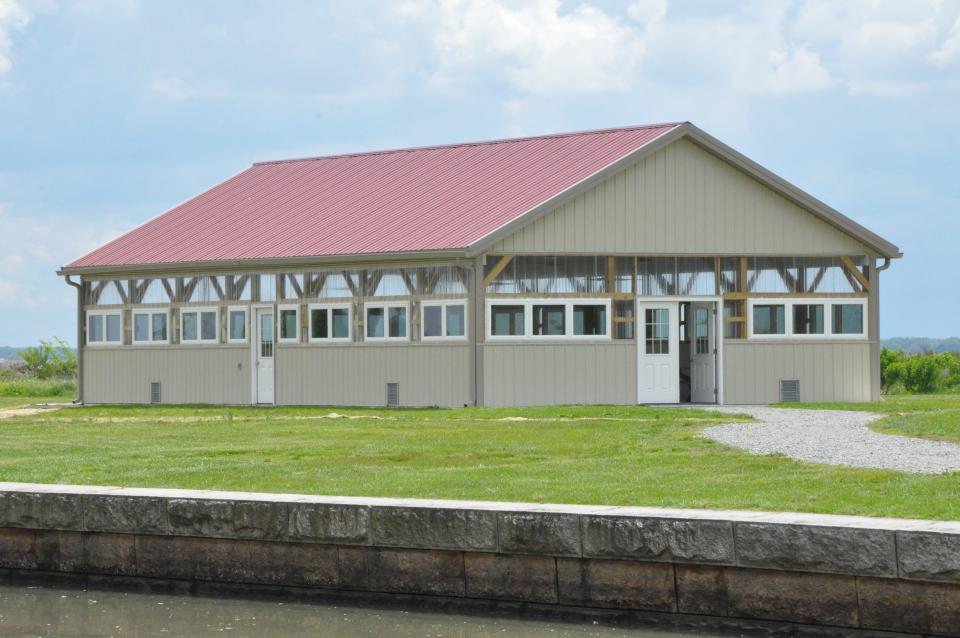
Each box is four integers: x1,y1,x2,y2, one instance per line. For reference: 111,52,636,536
485,299,612,341
227,306,249,344
421,299,468,341
86,310,122,346
308,303,352,343
365,302,410,342
132,310,170,345
180,306,219,344
747,298,868,340
277,304,300,343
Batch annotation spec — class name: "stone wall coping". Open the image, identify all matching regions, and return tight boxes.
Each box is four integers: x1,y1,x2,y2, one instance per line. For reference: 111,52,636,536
1,482,957,534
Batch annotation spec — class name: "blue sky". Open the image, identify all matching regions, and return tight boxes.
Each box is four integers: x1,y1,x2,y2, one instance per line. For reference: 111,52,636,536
1,0,958,345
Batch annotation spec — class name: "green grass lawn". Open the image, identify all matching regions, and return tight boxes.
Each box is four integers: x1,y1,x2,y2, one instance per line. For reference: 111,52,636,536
782,393,960,444
0,399,958,520
0,395,74,410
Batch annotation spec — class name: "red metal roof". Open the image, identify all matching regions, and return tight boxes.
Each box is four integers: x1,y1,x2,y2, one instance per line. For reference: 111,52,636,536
66,123,682,269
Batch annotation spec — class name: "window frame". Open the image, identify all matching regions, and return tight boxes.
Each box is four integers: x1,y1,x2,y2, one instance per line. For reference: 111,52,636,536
86,310,123,346
308,303,352,343
485,299,612,341
365,302,410,342
180,306,220,344
747,298,867,340
421,299,468,341
131,310,170,345
227,306,249,344
277,304,300,343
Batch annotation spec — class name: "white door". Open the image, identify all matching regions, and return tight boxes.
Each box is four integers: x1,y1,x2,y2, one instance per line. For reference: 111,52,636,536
255,308,275,405
637,302,679,404
690,302,717,404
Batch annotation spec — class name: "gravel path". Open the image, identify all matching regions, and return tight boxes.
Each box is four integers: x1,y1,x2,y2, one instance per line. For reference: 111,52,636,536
701,406,960,474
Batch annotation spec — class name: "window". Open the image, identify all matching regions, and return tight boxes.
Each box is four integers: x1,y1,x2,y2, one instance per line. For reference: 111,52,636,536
833,304,864,335
694,307,710,354
752,304,785,335
574,304,606,336
228,307,247,343
487,300,611,339
87,311,122,345
309,305,351,342
366,304,408,340
490,305,525,337
533,305,565,336
793,304,824,335
645,308,670,354
747,299,866,339
132,311,168,344
278,305,299,342
422,301,467,340
181,308,218,343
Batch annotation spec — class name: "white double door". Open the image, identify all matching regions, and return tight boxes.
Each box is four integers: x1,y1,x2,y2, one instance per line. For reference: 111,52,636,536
637,301,717,404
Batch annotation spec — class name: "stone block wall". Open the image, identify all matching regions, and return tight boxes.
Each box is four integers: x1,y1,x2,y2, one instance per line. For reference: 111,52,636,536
1,483,959,636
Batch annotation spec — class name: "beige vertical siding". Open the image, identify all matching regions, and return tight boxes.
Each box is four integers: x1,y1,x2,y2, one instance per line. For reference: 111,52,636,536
275,344,472,407
482,343,637,407
489,138,872,256
723,341,872,404
83,346,250,404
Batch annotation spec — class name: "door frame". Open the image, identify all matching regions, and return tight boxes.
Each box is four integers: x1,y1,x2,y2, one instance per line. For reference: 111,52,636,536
636,296,724,405
251,304,276,406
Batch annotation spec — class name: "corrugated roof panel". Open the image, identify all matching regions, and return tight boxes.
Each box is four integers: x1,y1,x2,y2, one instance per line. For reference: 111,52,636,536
66,123,682,268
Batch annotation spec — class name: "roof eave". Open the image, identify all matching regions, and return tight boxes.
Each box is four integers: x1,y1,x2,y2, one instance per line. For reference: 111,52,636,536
58,248,471,278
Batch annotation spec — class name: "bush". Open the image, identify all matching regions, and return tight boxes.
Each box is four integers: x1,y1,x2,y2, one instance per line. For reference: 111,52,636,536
880,348,960,394
0,377,76,397
18,338,77,380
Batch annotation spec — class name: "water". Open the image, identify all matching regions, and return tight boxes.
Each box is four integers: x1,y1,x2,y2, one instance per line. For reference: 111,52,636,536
0,583,722,637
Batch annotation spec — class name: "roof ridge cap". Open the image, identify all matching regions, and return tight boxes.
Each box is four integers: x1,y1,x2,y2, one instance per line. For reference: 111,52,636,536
252,122,687,166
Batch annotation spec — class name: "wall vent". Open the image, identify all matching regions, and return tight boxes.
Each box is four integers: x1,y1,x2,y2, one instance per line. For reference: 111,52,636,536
150,382,161,404
386,383,400,407
779,380,800,403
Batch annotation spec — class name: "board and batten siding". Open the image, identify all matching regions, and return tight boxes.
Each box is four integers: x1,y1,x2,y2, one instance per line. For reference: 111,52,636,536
482,342,636,407
723,341,872,404
83,346,250,404
275,344,472,407
489,138,873,257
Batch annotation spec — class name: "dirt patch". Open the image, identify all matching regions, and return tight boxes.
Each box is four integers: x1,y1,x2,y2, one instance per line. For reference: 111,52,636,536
0,405,67,420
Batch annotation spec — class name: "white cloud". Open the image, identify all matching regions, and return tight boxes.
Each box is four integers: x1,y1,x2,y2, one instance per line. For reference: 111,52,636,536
753,45,835,94
0,0,29,75
147,76,196,100
400,0,658,94
931,15,960,65
387,0,960,100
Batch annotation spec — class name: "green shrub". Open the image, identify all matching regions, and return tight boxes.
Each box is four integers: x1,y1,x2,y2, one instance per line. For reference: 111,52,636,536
880,348,960,394
18,338,76,380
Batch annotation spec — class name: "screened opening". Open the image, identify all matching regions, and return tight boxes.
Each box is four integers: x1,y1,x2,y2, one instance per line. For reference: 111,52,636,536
446,305,465,337
332,308,350,339
573,305,606,336
793,304,825,335
229,309,246,341
832,304,864,335
311,308,329,339
423,305,442,338
279,308,298,341
491,305,524,336
752,304,785,335
533,305,565,336
367,307,384,338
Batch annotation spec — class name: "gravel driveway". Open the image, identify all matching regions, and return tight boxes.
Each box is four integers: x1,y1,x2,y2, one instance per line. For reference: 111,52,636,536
701,406,960,474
